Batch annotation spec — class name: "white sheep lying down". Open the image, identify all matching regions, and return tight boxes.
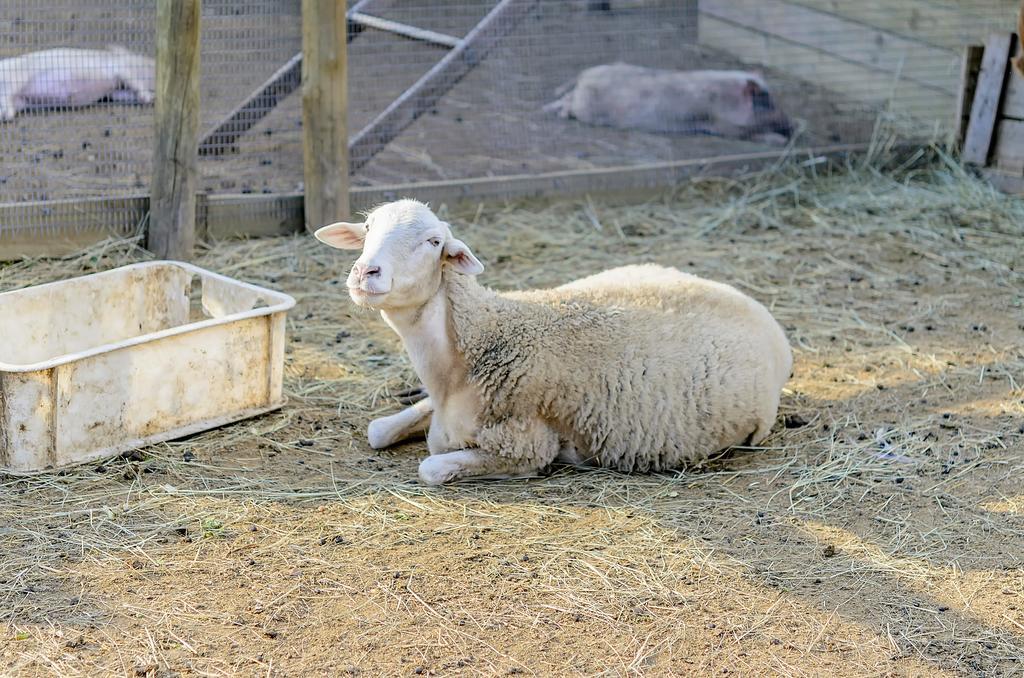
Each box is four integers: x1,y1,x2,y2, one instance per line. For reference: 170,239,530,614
316,200,792,485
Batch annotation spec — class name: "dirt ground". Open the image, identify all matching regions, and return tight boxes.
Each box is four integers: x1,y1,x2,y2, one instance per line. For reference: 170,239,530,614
1,155,1022,676
0,0,875,210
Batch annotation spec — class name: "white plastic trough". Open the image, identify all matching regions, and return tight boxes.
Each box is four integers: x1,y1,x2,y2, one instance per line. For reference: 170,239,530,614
0,261,295,472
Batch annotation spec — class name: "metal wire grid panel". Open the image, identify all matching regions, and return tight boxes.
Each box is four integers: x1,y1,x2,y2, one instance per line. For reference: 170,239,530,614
198,0,302,196
0,0,305,247
0,0,1019,252
350,0,717,187
0,0,155,241
347,0,1019,186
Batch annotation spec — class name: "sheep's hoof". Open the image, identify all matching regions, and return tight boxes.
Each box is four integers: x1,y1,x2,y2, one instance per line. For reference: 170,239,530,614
418,455,460,486
366,418,392,449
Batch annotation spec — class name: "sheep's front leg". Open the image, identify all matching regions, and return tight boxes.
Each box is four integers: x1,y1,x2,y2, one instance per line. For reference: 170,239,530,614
367,397,433,450
418,449,542,485
418,416,559,485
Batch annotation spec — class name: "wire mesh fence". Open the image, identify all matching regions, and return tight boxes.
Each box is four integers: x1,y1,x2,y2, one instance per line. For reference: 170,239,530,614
0,0,1019,255
348,0,1017,186
198,0,302,195
0,0,155,244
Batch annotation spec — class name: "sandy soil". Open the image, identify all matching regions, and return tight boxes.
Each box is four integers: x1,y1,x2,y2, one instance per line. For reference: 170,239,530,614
1,157,1021,676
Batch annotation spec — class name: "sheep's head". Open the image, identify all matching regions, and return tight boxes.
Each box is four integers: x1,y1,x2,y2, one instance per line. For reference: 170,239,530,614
314,199,483,310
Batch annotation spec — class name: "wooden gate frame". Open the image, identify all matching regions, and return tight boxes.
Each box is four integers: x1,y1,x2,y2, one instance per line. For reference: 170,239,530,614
199,0,538,171
195,0,539,246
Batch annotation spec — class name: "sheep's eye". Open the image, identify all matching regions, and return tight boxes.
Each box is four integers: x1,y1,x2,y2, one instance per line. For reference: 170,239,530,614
428,237,442,247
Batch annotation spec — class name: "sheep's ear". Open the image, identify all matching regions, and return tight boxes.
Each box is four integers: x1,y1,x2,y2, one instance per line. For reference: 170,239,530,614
314,222,366,250
444,238,484,276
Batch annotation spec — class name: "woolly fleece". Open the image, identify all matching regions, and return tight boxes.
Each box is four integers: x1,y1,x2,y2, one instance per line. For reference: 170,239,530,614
444,263,792,472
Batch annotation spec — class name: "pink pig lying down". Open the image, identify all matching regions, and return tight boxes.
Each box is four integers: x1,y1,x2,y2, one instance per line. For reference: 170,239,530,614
544,63,795,145
0,46,155,121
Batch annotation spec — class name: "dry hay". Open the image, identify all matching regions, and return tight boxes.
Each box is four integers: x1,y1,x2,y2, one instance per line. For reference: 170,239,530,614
1,147,1023,676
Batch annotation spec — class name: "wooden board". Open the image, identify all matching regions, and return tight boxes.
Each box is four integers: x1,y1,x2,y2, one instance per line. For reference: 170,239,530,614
346,0,381,41
955,45,986,148
786,0,1019,52
1002,63,1024,118
992,117,1024,172
699,0,958,94
348,0,539,171
699,17,954,126
348,12,461,48
963,33,1014,165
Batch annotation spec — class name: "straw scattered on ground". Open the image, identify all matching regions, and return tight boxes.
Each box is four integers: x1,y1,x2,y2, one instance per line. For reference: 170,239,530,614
1,148,1023,676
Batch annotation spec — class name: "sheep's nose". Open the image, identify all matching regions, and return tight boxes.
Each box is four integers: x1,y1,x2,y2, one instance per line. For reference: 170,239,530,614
352,262,381,279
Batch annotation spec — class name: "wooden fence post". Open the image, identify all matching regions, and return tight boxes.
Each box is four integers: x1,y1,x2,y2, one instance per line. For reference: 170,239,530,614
302,0,350,233
149,0,201,260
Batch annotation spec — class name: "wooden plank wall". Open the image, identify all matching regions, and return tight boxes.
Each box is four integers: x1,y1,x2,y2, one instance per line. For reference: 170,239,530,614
698,0,1019,129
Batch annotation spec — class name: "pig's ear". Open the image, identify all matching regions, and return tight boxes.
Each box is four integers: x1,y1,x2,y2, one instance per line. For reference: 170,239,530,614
444,238,484,276
743,79,764,98
314,222,367,250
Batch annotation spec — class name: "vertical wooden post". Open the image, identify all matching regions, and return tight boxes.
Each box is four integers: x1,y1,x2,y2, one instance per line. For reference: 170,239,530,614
302,0,350,233
149,0,201,260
